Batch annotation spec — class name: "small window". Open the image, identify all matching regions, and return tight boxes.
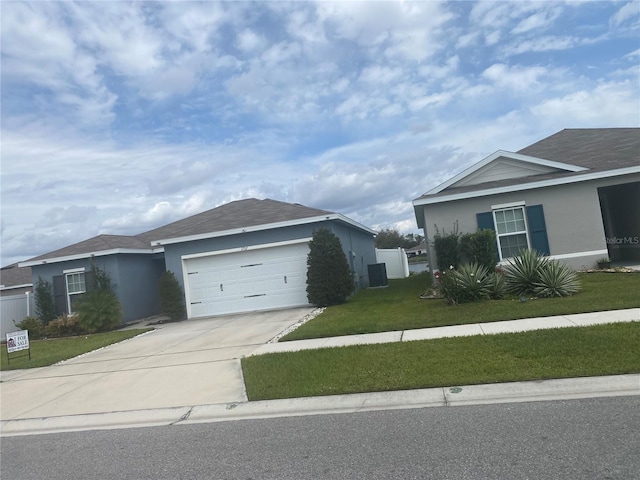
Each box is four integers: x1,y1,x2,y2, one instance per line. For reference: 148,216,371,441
493,207,530,260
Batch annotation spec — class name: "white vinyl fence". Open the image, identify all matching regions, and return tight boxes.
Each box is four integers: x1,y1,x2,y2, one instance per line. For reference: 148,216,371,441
375,248,410,279
1,293,35,338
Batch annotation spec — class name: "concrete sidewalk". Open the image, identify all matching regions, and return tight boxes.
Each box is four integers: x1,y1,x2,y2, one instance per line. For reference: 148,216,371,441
1,308,638,437
253,308,640,355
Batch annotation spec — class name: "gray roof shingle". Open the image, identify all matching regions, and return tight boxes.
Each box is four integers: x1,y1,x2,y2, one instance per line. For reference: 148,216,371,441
0,263,33,288
416,128,640,201
22,198,336,263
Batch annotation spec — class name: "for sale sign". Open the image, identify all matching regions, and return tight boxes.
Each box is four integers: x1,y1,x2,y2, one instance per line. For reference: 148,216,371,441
6,330,30,353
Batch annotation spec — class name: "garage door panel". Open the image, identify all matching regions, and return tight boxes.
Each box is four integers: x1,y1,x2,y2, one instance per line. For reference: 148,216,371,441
184,243,310,317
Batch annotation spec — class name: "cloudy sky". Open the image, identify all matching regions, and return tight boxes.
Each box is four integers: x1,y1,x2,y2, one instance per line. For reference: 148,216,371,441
1,1,639,267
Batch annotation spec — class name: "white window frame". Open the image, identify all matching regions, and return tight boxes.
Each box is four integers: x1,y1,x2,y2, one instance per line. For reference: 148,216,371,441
491,204,531,261
63,268,86,313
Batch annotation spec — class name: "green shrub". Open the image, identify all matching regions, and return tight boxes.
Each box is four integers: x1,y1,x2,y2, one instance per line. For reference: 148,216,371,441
159,271,186,320
534,261,581,298
460,229,498,271
15,316,45,340
488,271,506,300
504,249,549,296
433,223,460,271
306,228,354,307
35,277,56,324
504,249,581,298
44,314,83,337
436,262,494,305
75,290,123,333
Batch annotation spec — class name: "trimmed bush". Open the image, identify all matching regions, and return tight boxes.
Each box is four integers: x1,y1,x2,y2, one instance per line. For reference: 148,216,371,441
159,271,186,321
306,228,354,307
460,229,498,271
15,316,45,340
75,289,123,333
433,223,460,271
44,314,83,337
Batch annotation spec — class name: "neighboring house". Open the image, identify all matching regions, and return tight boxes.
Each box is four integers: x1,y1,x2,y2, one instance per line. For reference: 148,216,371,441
405,242,427,258
20,198,377,322
0,264,33,297
413,128,640,271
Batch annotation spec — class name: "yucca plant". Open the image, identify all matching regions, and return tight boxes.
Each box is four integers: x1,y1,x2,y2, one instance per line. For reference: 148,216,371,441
534,260,581,297
504,249,549,296
487,271,506,299
454,262,492,303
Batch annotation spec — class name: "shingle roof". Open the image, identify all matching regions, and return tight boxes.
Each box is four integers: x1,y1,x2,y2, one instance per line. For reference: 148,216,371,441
24,235,152,263
0,263,33,288
22,198,337,263
416,128,640,201
138,198,332,242
517,128,640,170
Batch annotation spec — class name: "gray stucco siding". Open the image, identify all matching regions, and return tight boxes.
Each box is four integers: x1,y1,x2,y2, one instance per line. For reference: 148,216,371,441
163,221,376,291
326,222,377,288
30,254,162,323
420,175,639,270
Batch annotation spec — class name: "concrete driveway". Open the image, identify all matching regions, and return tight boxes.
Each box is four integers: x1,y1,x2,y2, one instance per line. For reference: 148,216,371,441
1,308,314,421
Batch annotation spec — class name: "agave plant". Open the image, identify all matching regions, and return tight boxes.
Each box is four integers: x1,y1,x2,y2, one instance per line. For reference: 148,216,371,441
454,262,492,303
534,260,581,297
487,271,506,299
504,249,549,296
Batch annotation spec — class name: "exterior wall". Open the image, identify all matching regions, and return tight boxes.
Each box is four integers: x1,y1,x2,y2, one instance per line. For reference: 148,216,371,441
30,254,163,323
420,174,640,271
164,221,376,291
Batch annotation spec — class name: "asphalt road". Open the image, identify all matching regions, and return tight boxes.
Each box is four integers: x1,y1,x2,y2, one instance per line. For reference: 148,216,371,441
2,396,638,480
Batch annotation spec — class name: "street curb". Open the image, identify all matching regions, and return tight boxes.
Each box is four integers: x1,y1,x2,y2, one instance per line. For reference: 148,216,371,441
2,374,638,437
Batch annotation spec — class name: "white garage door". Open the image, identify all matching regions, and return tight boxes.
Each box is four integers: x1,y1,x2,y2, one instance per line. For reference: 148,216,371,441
184,242,310,318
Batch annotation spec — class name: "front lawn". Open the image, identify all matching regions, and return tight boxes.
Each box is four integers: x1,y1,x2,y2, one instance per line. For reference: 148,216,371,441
282,272,640,341
243,322,640,400
0,329,151,371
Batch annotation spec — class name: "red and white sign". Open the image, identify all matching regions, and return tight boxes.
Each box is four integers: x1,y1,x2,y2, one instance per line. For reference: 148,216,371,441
6,330,29,354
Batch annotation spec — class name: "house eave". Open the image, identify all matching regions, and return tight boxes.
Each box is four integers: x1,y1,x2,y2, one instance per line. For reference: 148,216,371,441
413,165,640,208
151,214,377,246
424,150,589,196
0,283,33,291
19,247,165,268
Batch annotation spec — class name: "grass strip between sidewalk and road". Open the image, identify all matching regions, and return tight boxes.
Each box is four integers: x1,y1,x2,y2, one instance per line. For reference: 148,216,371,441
281,272,640,341
242,322,640,401
0,329,152,371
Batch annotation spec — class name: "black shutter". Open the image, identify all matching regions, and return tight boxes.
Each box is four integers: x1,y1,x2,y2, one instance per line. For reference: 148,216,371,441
52,275,67,315
476,212,495,231
526,205,550,255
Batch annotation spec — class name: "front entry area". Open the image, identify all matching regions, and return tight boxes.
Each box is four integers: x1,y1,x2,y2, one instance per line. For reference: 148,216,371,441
598,181,640,262
183,241,311,318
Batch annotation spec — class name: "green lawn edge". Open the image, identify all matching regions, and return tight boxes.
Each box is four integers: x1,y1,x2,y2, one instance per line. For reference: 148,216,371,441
282,272,640,341
1,328,152,371
243,322,640,401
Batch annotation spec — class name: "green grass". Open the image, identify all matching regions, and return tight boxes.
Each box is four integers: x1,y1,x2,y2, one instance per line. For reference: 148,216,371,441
0,329,151,371
282,272,640,340
243,322,640,401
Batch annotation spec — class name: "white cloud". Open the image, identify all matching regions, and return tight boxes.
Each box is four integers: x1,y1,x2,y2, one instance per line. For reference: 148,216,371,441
610,1,640,27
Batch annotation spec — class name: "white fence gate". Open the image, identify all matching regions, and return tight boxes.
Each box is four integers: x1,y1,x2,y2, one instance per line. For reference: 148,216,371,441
375,248,410,279
1,293,35,338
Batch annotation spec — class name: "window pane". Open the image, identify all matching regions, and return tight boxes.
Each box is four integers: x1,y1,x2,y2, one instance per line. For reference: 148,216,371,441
499,233,528,259
67,273,86,294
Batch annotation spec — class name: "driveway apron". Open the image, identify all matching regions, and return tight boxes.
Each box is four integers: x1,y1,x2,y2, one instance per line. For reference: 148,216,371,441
0,308,314,421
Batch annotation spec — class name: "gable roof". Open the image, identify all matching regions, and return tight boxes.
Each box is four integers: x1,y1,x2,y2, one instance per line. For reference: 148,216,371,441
138,198,334,245
20,198,375,266
414,128,640,209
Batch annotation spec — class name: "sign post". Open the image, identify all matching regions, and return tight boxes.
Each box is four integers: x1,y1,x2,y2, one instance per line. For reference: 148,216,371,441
6,330,31,365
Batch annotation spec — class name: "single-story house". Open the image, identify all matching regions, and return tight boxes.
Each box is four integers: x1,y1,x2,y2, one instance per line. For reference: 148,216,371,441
413,128,640,271
405,242,427,258
0,264,33,297
20,198,377,322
